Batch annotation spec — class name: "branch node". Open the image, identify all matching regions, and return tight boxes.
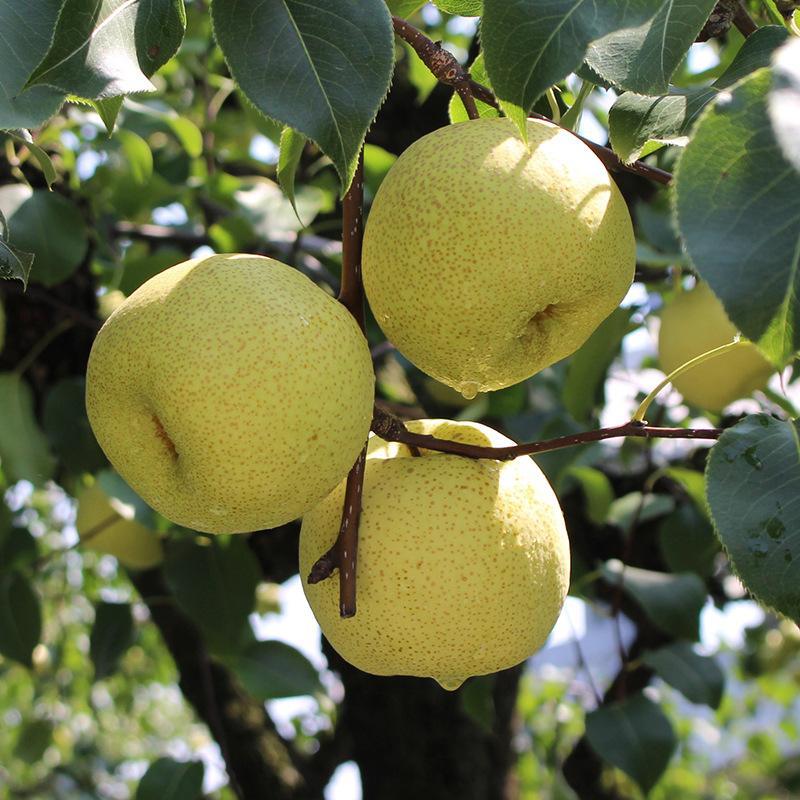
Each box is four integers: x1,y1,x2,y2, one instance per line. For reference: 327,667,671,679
307,547,339,584
371,407,408,441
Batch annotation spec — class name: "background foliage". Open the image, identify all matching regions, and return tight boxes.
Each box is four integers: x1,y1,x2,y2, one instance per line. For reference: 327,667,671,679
1,0,799,798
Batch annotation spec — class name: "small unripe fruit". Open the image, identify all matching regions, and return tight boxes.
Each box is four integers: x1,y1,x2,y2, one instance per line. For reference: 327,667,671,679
76,483,163,569
658,282,773,411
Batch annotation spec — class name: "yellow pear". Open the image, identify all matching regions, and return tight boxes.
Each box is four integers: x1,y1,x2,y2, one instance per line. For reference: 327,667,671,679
658,282,773,411
300,419,570,690
362,118,635,397
76,483,163,569
86,253,374,534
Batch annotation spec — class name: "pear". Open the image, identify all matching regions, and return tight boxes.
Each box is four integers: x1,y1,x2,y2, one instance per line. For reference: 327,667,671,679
658,282,773,411
86,254,374,534
76,483,163,569
300,419,570,690
362,118,635,397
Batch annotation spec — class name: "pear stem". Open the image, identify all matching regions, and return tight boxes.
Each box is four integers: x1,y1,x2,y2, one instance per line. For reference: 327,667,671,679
312,149,367,617
371,407,722,460
391,15,673,186
631,339,749,423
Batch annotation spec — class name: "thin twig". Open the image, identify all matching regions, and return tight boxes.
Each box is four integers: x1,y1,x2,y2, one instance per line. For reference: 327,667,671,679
732,1,759,36
393,16,673,185
371,407,721,461
308,151,367,616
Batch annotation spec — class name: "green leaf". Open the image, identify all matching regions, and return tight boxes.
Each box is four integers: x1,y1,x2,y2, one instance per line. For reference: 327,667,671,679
119,248,185,295
13,718,54,763
0,240,34,288
606,492,675,529
674,68,800,367
643,642,724,708
26,0,187,100
601,560,706,640
563,308,632,423
609,27,788,163
448,53,500,123
125,99,204,158
385,0,425,16
116,129,154,185
481,0,715,134
0,186,88,287
585,693,676,794
92,96,124,134
277,126,306,221
610,88,714,164
769,38,800,174
433,0,482,15
90,602,135,680
235,178,325,241
0,0,66,130
706,414,800,623
230,640,323,700
136,758,204,800
585,0,717,95
0,571,42,668
559,466,614,525
95,470,156,528
0,529,39,575
0,373,56,484
164,537,260,656
659,504,719,578
7,131,58,188
487,383,527,417
43,377,107,475
657,467,708,516
460,675,494,733
363,144,397,197
211,0,394,195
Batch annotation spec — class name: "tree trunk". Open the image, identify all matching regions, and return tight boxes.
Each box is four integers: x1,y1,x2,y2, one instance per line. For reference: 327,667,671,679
326,643,521,800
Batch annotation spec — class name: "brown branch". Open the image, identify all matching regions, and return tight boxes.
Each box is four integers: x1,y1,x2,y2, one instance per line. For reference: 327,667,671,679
392,16,468,86
696,0,737,42
309,150,368,616
732,1,759,37
337,151,366,328
112,220,209,248
393,16,673,185
456,83,481,120
372,407,721,461
393,16,480,120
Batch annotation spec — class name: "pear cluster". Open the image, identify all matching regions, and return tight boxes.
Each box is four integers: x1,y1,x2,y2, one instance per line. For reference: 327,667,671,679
84,117,645,687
